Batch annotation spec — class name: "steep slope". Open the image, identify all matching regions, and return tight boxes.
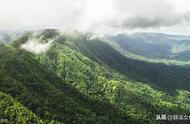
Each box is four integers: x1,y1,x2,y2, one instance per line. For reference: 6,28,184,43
36,42,190,122
60,34,190,93
0,91,44,124
0,44,135,124
10,30,190,123
23,32,190,123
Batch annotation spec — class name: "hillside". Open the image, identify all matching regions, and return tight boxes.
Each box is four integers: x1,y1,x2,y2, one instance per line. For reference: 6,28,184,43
0,91,44,123
1,0,190,123
13,30,190,123
1,30,190,123
35,40,190,123
57,33,190,93
0,44,135,124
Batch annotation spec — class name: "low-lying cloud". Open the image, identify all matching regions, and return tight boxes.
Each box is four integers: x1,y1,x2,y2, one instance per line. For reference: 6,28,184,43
20,39,53,54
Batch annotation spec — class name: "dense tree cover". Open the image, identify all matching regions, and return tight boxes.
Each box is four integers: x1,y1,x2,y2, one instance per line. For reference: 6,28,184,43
34,35,190,123
0,44,136,124
60,34,190,93
11,32,33,48
1,30,190,123
0,91,44,124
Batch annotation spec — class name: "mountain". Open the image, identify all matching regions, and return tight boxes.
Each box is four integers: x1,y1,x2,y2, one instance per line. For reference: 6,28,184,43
0,30,24,44
1,29,190,124
11,30,190,123
0,44,136,124
54,33,190,93
108,33,190,61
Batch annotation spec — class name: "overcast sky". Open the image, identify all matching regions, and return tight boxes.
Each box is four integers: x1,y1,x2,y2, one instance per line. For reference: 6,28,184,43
0,0,190,34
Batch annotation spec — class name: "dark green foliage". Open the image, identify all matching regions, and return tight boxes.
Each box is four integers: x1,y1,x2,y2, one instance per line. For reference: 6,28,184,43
0,44,135,124
0,91,44,124
62,35,190,93
35,36,190,124
39,29,60,39
11,32,32,48
1,31,190,124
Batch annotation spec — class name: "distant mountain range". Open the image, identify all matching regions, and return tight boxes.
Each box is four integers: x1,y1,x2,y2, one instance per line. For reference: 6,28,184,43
0,30,25,44
108,33,190,61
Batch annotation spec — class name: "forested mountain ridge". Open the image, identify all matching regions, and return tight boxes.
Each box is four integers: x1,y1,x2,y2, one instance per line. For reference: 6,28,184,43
0,44,136,124
1,29,190,123
34,30,190,123
55,32,190,93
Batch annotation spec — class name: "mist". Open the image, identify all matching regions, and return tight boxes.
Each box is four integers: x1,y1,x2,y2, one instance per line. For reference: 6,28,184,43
20,38,53,54
1,0,190,34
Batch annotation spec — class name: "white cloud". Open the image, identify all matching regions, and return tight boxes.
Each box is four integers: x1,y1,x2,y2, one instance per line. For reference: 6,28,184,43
20,38,53,54
0,0,190,34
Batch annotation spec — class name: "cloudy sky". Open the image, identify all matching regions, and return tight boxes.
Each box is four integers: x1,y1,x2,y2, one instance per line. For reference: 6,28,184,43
0,0,190,34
